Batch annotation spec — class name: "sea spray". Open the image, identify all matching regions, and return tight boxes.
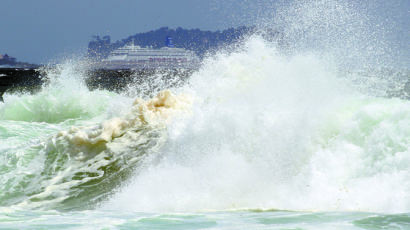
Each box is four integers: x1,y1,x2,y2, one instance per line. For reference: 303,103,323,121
0,56,194,210
106,36,410,213
0,79,193,210
0,0,408,228
0,62,117,123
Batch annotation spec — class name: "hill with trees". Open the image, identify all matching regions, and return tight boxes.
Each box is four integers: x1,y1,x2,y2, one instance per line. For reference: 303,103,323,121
87,26,279,60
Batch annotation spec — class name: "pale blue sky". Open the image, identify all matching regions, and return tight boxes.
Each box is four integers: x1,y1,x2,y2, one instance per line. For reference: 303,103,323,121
0,0,257,63
0,0,408,64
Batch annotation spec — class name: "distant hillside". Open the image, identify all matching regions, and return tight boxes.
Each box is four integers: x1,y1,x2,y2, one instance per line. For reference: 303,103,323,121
88,26,278,60
0,54,39,69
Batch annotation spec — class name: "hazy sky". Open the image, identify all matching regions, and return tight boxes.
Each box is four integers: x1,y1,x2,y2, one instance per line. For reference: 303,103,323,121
1,0,257,63
0,0,408,64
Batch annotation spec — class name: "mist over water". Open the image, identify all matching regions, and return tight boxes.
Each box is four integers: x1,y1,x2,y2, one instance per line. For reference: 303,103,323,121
0,0,409,229
105,36,409,213
104,0,409,213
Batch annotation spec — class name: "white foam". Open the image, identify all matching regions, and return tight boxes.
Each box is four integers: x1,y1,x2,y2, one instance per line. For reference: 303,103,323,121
105,37,410,213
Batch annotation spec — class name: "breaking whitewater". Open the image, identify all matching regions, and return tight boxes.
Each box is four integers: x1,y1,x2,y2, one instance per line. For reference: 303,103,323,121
1,1,409,229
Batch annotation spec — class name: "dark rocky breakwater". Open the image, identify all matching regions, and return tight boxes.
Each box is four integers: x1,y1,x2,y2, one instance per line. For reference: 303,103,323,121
86,68,193,93
1,68,408,102
0,68,194,101
0,68,44,101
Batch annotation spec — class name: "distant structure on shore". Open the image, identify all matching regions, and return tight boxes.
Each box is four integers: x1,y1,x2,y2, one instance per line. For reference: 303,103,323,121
0,53,39,69
95,36,200,69
0,54,17,65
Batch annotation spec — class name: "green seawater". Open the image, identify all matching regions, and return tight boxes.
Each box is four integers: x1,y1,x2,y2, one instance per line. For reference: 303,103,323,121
1,87,409,229
0,209,409,230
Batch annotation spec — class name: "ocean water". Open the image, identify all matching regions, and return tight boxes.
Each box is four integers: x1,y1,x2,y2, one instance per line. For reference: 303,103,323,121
1,1,409,229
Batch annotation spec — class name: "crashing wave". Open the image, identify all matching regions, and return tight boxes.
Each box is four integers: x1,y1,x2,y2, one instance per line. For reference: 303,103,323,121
1,90,191,210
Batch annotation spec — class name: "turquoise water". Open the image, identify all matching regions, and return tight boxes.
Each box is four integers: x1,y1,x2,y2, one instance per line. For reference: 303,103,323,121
1,209,409,229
